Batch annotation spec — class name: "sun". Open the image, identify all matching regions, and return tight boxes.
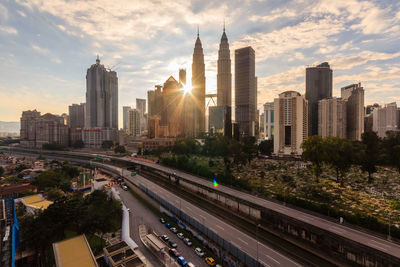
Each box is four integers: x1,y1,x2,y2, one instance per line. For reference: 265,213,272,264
183,85,192,94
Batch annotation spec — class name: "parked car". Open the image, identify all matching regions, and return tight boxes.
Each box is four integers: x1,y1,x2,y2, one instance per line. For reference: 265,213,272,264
205,257,216,266
187,263,195,267
170,227,178,233
161,235,169,242
165,223,171,228
177,233,184,239
194,247,204,257
183,238,192,246
169,248,180,258
177,256,188,266
122,185,128,190
168,240,177,248
160,218,166,224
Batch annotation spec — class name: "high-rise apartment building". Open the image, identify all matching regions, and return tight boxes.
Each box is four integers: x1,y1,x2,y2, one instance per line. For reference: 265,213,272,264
263,102,274,140
161,76,185,137
341,83,364,141
235,46,257,137
191,31,206,137
136,98,147,133
122,106,131,131
318,98,347,138
148,85,163,117
305,62,332,136
274,91,308,155
372,102,399,138
179,69,186,85
69,103,86,128
20,110,41,148
128,108,141,137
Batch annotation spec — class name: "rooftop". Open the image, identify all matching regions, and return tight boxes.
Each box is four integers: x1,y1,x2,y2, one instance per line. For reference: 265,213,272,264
53,235,98,267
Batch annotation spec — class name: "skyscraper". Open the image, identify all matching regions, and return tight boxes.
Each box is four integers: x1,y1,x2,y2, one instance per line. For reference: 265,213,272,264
263,102,274,140
318,98,347,138
122,106,131,131
69,103,86,128
372,102,398,138
305,62,332,136
84,57,118,147
191,29,206,137
274,91,308,156
341,83,364,141
128,108,140,137
136,98,146,133
235,46,257,137
217,26,232,107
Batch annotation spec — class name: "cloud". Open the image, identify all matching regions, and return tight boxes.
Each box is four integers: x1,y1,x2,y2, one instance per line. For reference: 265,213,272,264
331,51,400,70
250,8,297,22
0,25,18,35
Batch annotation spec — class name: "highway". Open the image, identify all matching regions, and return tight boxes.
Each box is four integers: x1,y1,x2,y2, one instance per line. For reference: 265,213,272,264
123,170,302,267
5,148,400,262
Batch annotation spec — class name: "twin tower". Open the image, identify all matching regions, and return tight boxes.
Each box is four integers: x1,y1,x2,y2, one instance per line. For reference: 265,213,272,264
192,26,232,137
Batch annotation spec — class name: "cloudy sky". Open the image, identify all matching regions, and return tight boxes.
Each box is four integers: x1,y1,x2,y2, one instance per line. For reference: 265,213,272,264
0,0,399,127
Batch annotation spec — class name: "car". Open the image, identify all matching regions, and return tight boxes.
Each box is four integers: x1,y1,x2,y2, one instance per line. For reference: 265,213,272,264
205,257,216,266
187,263,195,267
165,223,171,228
194,247,204,257
215,265,222,267
161,235,169,242
169,248,180,258
170,227,178,233
177,256,187,266
168,240,177,248
177,233,184,239
122,185,128,191
160,218,166,224
183,238,192,246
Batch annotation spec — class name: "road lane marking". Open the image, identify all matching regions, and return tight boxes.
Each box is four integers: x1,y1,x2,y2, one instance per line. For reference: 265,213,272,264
259,259,271,267
266,255,280,265
216,225,224,230
369,239,390,248
329,226,344,234
368,242,388,251
230,241,241,249
238,237,248,245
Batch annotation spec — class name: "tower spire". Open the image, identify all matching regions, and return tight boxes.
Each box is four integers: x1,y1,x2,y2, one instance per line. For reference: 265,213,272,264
197,25,199,37
223,19,225,32
96,55,100,64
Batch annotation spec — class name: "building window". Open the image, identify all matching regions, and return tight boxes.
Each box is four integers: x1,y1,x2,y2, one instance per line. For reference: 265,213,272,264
285,126,291,146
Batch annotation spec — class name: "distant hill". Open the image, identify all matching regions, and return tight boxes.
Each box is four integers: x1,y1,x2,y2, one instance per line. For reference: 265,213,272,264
0,121,20,133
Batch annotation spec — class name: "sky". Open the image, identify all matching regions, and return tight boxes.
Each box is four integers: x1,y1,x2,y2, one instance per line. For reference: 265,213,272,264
0,0,399,128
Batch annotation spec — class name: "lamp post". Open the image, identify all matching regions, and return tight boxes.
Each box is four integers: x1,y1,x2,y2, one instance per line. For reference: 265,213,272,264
256,224,261,263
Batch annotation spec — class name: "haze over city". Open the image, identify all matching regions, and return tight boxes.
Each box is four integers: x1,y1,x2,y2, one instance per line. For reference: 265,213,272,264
1,0,399,127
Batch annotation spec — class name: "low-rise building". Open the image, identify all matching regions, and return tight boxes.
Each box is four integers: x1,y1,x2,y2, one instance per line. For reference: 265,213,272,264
53,235,98,267
18,194,53,214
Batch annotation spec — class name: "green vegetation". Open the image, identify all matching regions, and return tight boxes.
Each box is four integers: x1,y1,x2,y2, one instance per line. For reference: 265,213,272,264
20,190,122,262
258,139,273,156
42,143,67,151
101,140,114,149
33,170,72,192
114,145,126,154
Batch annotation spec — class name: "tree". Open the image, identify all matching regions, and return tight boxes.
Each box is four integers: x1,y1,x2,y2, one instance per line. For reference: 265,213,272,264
34,170,71,191
101,140,114,149
361,131,380,183
324,137,354,186
241,136,258,164
382,131,400,173
258,140,273,156
114,145,126,154
0,166,4,177
301,136,326,181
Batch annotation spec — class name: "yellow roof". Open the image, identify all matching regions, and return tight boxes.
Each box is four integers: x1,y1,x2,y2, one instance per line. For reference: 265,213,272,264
53,235,98,267
27,200,53,210
21,194,43,204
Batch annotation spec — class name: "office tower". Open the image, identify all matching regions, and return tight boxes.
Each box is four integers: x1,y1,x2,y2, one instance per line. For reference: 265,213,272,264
274,91,308,156
217,26,232,107
128,108,140,137
372,102,399,138
235,46,257,137
84,57,119,147
20,110,41,148
148,85,163,117
69,103,86,128
161,76,185,137
136,98,147,133
305,62,333,136
263,102,274,140
122,106,131,130
86,56,118,129
318,98,347,138
179,69,186,85
341,83,364,141
191,30,206,136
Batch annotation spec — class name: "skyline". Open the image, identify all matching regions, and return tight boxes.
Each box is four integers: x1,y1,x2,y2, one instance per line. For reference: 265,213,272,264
1,0,400,128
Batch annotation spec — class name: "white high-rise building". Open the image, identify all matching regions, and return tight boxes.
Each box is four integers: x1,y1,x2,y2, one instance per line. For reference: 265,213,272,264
263,102,274,140
122,106,131,131
128,108,141,137
136,98,147,133
274,91,308,156
372,102,399,138
318,98,347,138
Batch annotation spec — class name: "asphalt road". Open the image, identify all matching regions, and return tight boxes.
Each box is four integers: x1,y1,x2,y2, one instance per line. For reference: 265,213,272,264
117,186,208,267
123,171,302,267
